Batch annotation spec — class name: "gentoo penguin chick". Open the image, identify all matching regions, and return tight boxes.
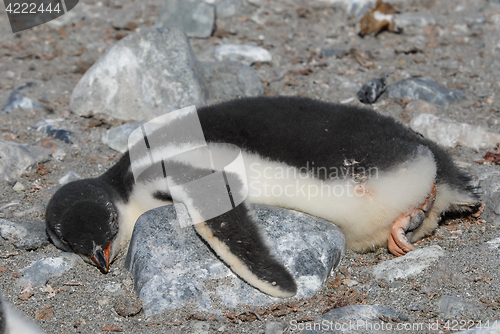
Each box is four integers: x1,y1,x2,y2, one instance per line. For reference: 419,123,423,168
0,295,45,334
45,96,481,298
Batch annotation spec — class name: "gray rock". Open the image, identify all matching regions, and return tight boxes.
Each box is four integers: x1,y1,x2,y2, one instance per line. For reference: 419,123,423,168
71,28,208,121
213,0,245,18
202,61,264,103
156,0,215,38
71,28,263,121
0,219,49,250
437,295,486,319
113,293,143,317
0,139,52,184
477,171,500,226
487,237,500,249
58,171,81,185
246,0,263,7
386,77,466,106
126,204,346,316
373,245,444,281
357,77,386,104
214,44,272,65
344,0,376,17
410,113,500,149
321,48,346,58
17,254,78,288
2,83,44,113
301,305,407,334
265,321,286,334
34,119,73,144
394,13,436,27
12,182,25,192
103,121,146,153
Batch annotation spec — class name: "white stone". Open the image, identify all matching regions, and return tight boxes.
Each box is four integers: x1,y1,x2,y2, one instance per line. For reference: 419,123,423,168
410,113,500,149
373,245,444,281
214,44,272,65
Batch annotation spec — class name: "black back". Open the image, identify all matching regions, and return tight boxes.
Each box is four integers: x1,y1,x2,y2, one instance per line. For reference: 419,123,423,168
195,96,468,189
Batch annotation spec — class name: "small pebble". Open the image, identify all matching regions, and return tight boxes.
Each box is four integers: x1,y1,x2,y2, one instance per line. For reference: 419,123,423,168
113,294,143,317
13,182,25,191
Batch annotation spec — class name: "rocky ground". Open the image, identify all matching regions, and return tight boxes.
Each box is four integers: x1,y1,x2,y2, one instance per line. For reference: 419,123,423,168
0,0,500,333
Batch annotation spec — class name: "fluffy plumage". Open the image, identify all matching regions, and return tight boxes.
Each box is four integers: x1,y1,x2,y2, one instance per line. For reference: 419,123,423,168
45,96,478,298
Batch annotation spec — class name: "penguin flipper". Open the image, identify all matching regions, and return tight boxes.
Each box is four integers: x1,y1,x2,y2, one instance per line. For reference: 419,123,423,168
193,202,297,298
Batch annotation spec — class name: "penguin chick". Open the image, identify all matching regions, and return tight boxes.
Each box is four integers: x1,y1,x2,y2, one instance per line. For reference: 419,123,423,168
45,96,481,298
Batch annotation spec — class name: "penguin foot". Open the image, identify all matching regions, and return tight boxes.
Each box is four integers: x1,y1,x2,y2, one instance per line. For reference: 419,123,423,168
471,202,485,218
388,183,436,257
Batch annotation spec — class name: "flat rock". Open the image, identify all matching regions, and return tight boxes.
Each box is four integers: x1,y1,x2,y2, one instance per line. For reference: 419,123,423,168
386,77,466,106
437,295,486,318
477,170,500,226
321,48,346,58
17,254,78,288
35,119,73,144
0,139,52,184
394,13,436,27
103,121,145,153
156,0,215,38
2,83,44,113
214,44,272,65
373,245,444,281
113,293,143,317
126,204,346,316
265,321,286,334
410,113,500,149
202,61,264,103
0,219,49,250
58,171,81,185
301,305,407,334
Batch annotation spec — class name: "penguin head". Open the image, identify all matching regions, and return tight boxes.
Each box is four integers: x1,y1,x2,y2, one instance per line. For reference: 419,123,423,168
46,179,120,274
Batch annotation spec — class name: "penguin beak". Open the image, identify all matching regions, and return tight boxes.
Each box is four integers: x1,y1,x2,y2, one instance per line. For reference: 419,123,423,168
91,242,112,274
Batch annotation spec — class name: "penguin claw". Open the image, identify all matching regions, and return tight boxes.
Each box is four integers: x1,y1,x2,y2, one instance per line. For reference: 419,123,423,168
388,182,436,257
472,202,485,218
388,212,417,256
